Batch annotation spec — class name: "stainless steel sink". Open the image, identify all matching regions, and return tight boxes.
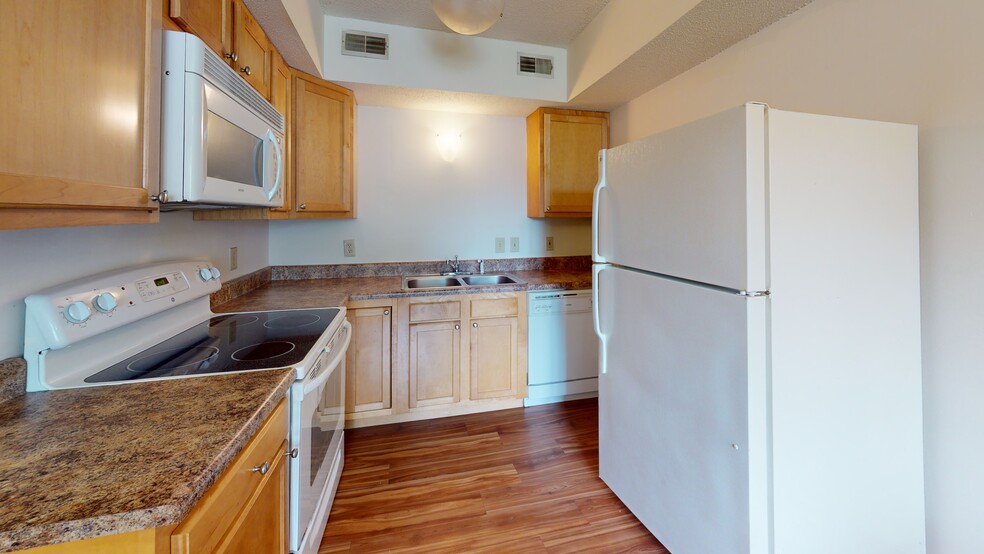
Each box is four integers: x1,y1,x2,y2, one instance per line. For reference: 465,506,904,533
405,277,462,289
459,275,518,286
401,273,523,290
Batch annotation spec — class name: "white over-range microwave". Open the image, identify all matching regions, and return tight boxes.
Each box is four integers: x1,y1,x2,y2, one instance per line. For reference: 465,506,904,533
160,31,284,210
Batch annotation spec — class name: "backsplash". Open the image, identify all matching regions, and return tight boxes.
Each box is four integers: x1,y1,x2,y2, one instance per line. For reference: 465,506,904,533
271,256,592,280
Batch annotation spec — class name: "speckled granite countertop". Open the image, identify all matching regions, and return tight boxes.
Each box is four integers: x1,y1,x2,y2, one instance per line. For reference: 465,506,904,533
213,269,592,313
0,368,293,552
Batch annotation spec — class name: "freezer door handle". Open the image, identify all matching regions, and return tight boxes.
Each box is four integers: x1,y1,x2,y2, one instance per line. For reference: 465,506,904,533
593,263,609,374
592,150,608,264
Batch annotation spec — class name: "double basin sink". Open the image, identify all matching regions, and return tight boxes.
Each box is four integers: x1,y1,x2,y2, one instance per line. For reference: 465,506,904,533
402,273,521,290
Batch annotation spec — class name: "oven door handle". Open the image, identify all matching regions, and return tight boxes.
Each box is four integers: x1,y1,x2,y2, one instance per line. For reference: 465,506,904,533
302,321,351,395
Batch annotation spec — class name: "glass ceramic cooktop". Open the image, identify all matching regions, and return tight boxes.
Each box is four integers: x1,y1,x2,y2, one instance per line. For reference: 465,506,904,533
85,308,341,383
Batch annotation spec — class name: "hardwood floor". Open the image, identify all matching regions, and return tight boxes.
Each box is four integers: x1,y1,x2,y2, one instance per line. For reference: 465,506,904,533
319,399,668,553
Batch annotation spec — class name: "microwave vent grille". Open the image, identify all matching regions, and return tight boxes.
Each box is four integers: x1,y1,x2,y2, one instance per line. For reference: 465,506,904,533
202,48,284,133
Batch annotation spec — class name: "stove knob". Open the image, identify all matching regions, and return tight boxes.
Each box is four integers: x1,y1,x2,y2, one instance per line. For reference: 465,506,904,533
92,292,118,313
64,301,92,324
198,268,212,282
209,266,221,280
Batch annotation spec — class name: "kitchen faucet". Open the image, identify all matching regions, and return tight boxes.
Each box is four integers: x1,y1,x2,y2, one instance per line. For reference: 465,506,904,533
447,255,460,273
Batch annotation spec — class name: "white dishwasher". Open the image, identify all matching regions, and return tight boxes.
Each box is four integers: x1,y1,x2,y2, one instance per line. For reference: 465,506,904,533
525,289,599,406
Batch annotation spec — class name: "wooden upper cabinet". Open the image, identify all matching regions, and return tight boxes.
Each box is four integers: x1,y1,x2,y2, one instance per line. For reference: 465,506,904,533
169,0,232,60
292,71,356,218
232,0,270,98
0,0,161,230
527,108,609,218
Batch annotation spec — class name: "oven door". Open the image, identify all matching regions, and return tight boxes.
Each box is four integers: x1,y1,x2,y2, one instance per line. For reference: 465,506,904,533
290,320,350,554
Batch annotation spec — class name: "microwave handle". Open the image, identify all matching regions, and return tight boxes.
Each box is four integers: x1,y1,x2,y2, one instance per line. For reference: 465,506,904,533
302,321,351,395
265,129,283,202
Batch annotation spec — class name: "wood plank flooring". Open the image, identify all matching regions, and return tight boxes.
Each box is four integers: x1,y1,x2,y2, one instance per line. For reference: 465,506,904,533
319,399,668,553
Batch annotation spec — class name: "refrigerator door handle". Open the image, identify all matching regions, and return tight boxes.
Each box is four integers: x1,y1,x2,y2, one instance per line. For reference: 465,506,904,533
592,150,608,263
593,263,610,374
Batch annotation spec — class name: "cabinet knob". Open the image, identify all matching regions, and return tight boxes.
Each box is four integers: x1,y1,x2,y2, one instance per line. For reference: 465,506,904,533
286,448,298,459
473,322,479,328
224,51,238,62
240,66,252,76
299,203,306,210
383,310,390,315
454,324,460,330
151,190,168,204
251,461,270,475
545,206,552,212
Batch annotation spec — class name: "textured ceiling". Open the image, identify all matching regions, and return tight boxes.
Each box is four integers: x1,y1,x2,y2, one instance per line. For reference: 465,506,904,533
569,0,813,111
319,0,610,47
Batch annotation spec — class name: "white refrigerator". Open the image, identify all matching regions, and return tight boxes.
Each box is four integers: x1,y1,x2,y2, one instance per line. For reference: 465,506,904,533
592,103,925,554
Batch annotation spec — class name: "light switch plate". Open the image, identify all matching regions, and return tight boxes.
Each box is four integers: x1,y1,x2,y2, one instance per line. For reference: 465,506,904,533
510,237,520,253
229,247,238,271
495,237,506,253
343,239,356,257
545,236,554,251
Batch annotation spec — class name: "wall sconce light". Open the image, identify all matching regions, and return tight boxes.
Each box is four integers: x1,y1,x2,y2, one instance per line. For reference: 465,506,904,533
431,0,504,36
436,132,462,162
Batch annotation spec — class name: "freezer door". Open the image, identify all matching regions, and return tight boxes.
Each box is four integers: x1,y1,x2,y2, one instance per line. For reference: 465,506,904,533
597,265,769,554
595,103,768,292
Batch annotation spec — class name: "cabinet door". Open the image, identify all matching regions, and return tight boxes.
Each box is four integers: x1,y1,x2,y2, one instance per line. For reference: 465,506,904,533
347,306,392,412
292,72,356,218
543,112,608,215
216,441,288,554
232,0,270,97
526,108,609,218
0,0,160,229
169,0,232,60
469,317,519,400
409,321,460,408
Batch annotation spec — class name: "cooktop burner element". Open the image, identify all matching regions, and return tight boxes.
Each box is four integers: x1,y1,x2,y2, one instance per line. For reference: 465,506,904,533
85,308,341,384
232,341,296,362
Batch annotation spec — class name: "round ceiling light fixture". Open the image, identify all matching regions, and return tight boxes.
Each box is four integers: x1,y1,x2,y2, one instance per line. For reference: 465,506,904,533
431,0,504,36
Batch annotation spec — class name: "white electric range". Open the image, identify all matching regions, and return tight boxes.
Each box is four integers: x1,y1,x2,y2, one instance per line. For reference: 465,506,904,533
23,260,347,554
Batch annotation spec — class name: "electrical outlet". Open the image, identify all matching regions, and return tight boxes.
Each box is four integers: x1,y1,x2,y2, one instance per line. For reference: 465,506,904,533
229,247,238,271
495,237,506,253
545,236,554,251
343,239,356,257
510,237,520,253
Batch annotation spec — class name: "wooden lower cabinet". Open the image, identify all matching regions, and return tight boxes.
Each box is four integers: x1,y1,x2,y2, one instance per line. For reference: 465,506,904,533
409,320,461,408
345,292,527,428
346,302,393,414
470,316,520,400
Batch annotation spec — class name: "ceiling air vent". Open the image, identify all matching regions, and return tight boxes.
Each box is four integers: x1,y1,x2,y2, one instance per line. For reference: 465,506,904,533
518,53,553,78
342,31,388,59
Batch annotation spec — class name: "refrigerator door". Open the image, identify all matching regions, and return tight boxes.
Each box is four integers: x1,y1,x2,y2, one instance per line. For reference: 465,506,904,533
594,103,768,292
596,264,769,554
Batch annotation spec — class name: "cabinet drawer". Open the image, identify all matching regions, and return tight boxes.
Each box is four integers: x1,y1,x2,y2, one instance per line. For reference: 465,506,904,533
470,297,519,318
172,398,289,554
409,301,461,322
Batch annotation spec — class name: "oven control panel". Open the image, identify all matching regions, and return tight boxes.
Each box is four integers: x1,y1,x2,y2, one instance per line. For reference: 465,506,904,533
24,260,222,351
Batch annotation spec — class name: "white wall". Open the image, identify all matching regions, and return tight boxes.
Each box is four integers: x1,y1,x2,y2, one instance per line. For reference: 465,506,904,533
0,213,268,360
609,0,983,551
322,17,567,102
269,105,591,265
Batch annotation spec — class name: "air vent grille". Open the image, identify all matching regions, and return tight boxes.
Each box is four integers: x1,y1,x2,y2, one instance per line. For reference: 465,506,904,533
202,47,284,132
518,54,553,78
342,31,389,59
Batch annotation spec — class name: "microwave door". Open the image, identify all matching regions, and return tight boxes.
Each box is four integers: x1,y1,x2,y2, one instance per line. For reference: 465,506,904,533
262,129,284,206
